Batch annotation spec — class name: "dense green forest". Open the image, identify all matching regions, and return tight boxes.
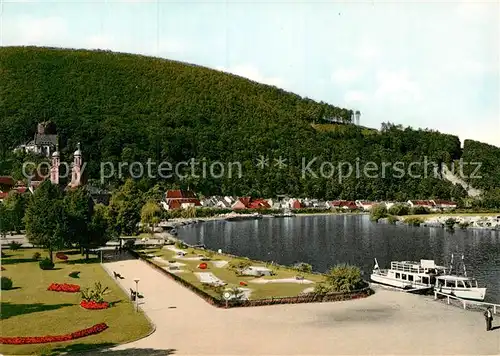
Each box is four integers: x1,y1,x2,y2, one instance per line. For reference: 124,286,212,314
0,46,498,203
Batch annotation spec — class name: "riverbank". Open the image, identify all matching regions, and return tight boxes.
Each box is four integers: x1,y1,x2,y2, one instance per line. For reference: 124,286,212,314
401,213,500,230
86,260,500,355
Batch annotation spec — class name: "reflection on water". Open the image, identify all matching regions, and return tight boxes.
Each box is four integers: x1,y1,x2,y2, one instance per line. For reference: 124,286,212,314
178,215,500,303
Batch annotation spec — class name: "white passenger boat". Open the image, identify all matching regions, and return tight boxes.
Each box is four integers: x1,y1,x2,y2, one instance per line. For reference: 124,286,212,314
370,258,447,292
433,254,486,301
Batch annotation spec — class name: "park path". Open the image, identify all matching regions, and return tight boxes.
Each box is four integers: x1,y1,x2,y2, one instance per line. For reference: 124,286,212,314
100,258,499,355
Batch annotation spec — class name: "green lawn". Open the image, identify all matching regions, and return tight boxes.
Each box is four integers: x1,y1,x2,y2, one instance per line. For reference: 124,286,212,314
140,247,326,300
403,212,500,221
0,249,153,355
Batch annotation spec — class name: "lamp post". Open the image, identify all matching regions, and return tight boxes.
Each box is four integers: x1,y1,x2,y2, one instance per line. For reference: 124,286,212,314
133,278,140,312
100,249,103,264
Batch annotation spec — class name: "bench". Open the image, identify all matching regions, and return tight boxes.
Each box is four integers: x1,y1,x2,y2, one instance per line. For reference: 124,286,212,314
130,288,144,301
113,271,124,280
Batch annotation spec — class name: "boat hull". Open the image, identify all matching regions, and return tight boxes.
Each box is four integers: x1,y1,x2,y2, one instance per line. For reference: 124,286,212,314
434,287,486,301
370,273,431,291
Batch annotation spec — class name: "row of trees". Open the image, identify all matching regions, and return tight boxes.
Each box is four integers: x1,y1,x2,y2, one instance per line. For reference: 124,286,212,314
23,181,111,262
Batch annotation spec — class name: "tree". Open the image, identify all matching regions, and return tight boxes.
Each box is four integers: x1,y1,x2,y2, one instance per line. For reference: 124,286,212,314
24,180,66,262
0,203,12,238
64,188,94,259
3,191,27,233
141,200,161,235
88,204,112,253
388,203,410,216
108,179,143,236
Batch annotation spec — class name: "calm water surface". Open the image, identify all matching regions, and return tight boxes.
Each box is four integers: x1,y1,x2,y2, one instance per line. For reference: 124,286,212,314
177,215,500,303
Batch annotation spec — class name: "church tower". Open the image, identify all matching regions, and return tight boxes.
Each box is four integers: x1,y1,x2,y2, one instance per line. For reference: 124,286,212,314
69,142,82,188
50,145,60,185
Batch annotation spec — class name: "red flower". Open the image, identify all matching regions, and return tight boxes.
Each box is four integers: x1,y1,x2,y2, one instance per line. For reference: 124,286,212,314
80,300,109,310
48,283,80,293
198,262,208,269
0,323,108,344
239,281,247,286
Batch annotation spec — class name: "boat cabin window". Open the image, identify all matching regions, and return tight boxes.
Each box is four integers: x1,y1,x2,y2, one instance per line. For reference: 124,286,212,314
395,273,401,279
445,280,456,288
422,277,429,284
463,280,472,288
402,274,407,280
408,275,414,282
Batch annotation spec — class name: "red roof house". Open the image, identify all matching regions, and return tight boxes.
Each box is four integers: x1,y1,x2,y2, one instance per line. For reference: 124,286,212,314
431,200,457,209
408,200,435,208
290,199,302,209
232,197,271,210
164,190,201,210
248,199,271,210
330,200,358,210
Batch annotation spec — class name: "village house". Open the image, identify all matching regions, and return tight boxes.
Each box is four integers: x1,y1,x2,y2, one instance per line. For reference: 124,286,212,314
329,200,358,210
431,200,457,210
231,197,271,210
201,196,235,209
16,122,58,158
288,199,302,210
407,200,436,210
355,200,376,211
163,190,201,210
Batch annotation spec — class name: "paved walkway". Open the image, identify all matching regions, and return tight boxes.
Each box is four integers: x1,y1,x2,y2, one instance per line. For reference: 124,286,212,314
100,258,499,355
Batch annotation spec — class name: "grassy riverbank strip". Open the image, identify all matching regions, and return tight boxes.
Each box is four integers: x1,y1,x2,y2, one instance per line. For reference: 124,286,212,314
129,243,372,307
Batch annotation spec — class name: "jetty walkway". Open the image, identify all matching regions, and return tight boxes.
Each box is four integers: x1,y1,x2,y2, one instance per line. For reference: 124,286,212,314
89,257,500,355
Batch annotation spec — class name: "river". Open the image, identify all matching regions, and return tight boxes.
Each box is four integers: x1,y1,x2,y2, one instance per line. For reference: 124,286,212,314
176,214,500,303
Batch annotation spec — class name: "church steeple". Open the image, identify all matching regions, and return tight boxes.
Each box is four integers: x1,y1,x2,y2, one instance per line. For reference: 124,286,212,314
69,142,83,188
50,144,60,185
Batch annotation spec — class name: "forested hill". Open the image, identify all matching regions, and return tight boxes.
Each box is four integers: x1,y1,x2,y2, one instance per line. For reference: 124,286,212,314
0,46,498,203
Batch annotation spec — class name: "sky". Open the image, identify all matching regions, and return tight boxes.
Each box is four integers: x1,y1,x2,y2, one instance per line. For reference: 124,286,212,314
1,0,499,147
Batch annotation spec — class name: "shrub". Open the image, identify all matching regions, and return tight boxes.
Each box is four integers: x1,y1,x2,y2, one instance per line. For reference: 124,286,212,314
388,204,410,216
410,206,430,215
81,282,109,303
294,262,313,274
205,250,215,259
325,264,365,292
228,260,252,274
313,282,332,295
32,252,41,261
1,276,13,290
445,218,457,229
174,241,188,249
387,215,399,224
369,204,388,222
459,222,470,229
9,241,22,250
406,217,424,227
39,258,55,270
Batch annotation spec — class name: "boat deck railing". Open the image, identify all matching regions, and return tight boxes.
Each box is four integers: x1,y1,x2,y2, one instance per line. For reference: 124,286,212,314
434,290,499,314
390,261,427,274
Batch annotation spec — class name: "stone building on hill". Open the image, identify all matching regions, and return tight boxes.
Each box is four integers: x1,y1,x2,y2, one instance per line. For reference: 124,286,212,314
16,121,58,158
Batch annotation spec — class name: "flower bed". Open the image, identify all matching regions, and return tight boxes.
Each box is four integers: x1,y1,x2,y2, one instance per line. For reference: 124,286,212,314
47,283,80,293
56,252,68,261
80,300,110,310
0,323,108,344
